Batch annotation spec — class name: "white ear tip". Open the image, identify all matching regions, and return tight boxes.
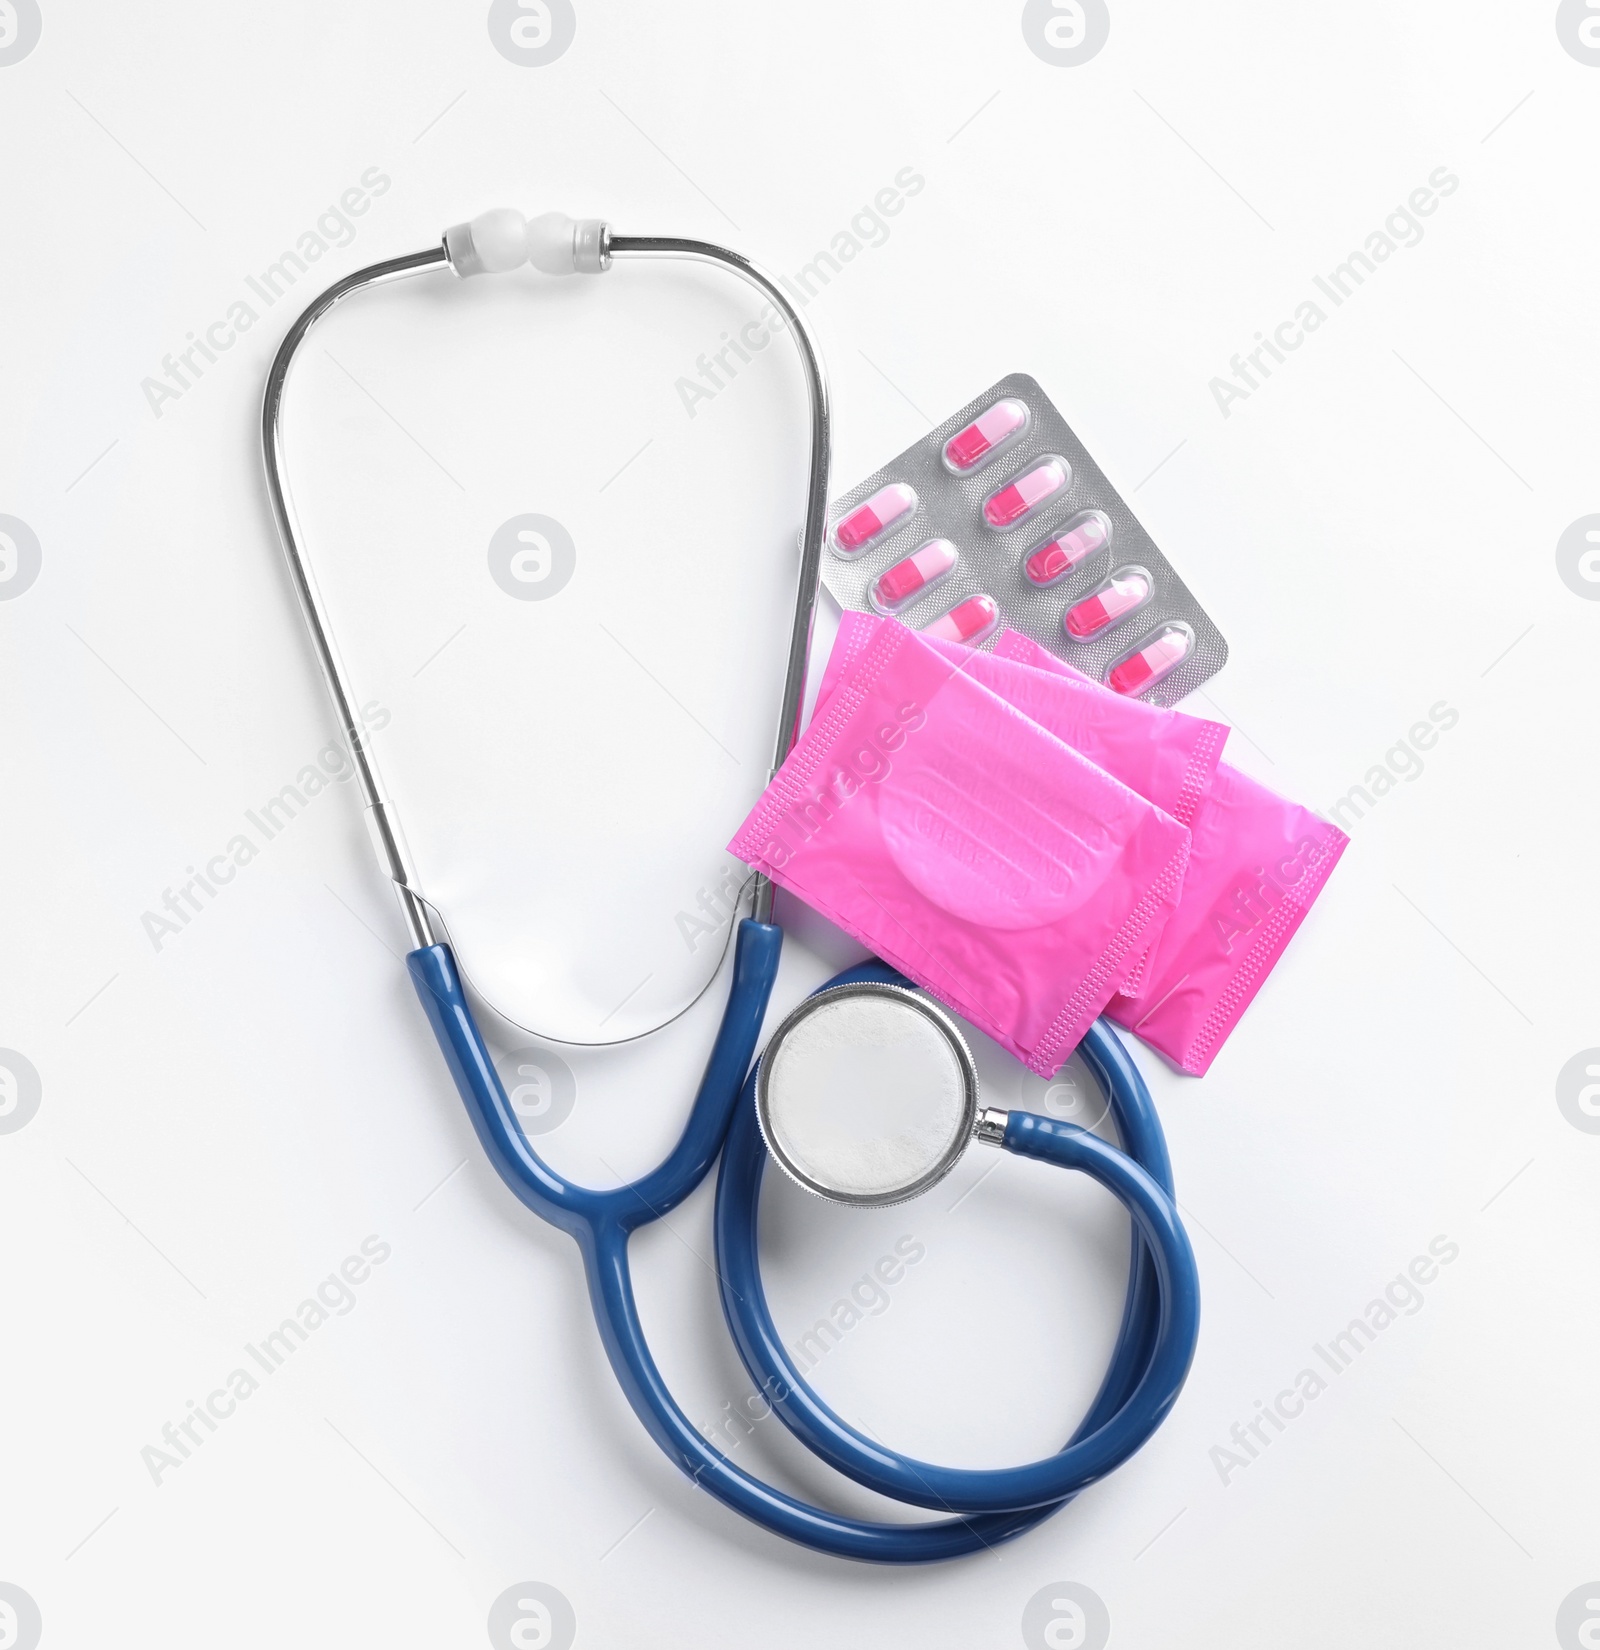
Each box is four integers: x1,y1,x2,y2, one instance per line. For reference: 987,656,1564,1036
445,207,528,276
527,211,578,274
528,211,610,275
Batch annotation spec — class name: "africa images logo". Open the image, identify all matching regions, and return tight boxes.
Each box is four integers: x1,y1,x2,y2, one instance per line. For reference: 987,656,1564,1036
0,1584,42,1650
487,1582,576,1650
1556,0,1600,64
487,0,576,66
1020,0,1110,66
1021,1582,1111,1650
492,1047,577,1135
1556,1049,1600,1134
755,699,927,869
0,1051,42,1135
1556,515,1600,600
0,0,43,67
0,516,41,600
488,515,576,600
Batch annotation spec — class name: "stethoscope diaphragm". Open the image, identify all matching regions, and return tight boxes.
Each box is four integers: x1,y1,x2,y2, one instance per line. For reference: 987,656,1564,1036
754,982,980,1206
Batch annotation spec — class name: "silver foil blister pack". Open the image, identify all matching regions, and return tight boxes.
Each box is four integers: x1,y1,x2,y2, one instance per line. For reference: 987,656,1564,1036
822,372,1227,705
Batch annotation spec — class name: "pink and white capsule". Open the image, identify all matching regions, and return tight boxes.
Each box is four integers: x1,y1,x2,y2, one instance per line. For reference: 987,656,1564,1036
833,483,917,555
943,399,1029,472
870,539,958,614
1108,624,1193,696
1023,513,1111,586
982,457,1070,530
1064,568,1152,640
922,593,1000,647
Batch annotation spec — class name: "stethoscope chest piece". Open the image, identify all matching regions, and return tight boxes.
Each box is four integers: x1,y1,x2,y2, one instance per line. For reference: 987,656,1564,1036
754,982,979,1206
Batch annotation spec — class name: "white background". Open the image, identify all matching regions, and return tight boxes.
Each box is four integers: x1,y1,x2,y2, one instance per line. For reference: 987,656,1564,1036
3,3,1599,1646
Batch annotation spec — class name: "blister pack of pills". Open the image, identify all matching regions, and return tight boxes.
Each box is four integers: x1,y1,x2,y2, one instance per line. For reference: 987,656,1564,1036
822,373,1227,706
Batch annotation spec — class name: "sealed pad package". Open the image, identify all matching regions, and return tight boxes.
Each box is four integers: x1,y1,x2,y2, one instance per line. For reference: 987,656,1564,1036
823,373,1227,706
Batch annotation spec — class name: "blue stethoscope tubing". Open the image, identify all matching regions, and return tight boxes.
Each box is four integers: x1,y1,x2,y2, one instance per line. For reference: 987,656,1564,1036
410,917,1201,1564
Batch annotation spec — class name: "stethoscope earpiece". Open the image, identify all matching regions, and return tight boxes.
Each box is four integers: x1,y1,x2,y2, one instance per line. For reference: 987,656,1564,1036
442,207,609,278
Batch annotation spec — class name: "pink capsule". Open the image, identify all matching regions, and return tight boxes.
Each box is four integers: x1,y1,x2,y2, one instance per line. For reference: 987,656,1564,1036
944,399,1029,472
833,483,917,555
870,538,958,614
1109,624,1193,696
1064,568,1152,639
983,457,1070,530
1023,513,1111,586
922,593,1000,647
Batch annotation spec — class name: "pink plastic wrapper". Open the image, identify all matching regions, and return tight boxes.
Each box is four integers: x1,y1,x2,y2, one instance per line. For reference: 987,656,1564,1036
817,614,1228,994
999,630,1347,1075
731,619,1191,1076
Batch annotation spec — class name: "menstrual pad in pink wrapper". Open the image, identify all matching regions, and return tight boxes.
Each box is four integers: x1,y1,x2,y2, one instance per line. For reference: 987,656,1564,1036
997,629,1348,1075
817,613,1228,996
730,620,1191,1076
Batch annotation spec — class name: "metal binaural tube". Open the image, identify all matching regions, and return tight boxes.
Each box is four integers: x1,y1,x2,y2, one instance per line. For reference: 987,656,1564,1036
262,229,830,949
261,244,453,950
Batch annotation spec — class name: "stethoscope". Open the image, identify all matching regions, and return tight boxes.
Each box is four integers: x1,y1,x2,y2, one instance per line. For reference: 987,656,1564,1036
261,207,1201,1564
